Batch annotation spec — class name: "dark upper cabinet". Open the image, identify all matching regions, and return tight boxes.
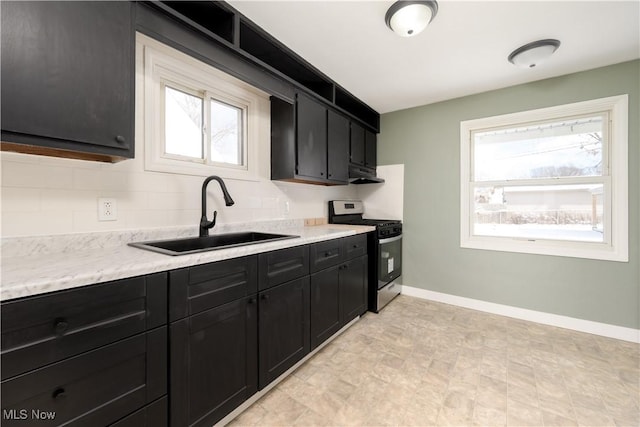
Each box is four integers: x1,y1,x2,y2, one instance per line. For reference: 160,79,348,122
271,93,351,185
365,129,377,169
258,277,310,389
170,296,257,427
0,1,134,162
350,123,366,167
296,93,328,180
327,110,350,182
350,122,378,171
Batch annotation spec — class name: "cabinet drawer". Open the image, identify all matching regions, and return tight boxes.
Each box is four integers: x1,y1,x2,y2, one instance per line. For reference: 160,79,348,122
343,234,367,260
1,273,166,380
0,328,167,427
258,245,309,291
111,396,167,427
169,256,257,321
309,239,343,273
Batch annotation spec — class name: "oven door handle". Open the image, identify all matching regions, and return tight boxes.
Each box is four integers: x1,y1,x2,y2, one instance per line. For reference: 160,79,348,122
379,235,402,244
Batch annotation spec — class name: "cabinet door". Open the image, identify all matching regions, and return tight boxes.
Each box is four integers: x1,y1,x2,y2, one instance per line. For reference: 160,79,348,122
0,1,134,159
350,122,365,166
310,266,341,350
170,296,257,427
340,256,368,325
365,129,377,169
296,93,327,180
327,110,349,183
258,277,310,389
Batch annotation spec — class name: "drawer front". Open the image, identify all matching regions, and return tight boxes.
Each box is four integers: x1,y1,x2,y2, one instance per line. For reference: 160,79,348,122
111,396,167,427
0,329,167,427
1,273,166,380
309,239,343,273
258,245,309,291
343,234,367,260
169,256,258,321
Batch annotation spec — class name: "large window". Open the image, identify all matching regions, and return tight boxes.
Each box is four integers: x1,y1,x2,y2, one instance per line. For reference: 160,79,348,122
460,95,628,261
139,33,269,180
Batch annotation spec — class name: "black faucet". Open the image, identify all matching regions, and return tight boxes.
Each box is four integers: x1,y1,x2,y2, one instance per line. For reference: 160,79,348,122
200,176,235,237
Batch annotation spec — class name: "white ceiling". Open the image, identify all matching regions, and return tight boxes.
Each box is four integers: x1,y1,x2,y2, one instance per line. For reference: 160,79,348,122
228,0,640,114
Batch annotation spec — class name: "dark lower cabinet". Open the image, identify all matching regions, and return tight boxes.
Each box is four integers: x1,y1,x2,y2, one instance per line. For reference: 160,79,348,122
310,256,368,350
340,256,368,323
1,328,166,427
310,236,368,350
111,397,168,427
310,266,341,349
170,296,257,427
258,277,310,389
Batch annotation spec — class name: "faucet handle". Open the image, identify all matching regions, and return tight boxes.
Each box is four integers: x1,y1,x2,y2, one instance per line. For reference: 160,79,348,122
210,210,217,229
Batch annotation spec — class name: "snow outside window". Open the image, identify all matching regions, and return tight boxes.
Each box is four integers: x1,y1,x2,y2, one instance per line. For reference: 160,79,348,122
460,95,628,262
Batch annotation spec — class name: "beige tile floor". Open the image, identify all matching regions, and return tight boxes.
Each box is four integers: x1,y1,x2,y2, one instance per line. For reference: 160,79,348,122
228,295,639,427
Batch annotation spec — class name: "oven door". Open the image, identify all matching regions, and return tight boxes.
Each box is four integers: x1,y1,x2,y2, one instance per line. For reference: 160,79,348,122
378,234,402,289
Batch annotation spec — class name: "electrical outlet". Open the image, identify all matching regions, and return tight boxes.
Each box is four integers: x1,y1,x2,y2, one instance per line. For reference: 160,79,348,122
98,198,117,221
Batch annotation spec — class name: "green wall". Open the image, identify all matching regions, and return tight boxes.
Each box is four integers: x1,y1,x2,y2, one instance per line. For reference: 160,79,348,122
379,60,639,329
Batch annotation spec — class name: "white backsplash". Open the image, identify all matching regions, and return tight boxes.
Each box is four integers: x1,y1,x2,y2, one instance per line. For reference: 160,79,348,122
0,151,357,238
356,164,404,220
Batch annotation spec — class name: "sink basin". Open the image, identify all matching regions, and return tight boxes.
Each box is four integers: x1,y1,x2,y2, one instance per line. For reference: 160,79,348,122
129,232,299,256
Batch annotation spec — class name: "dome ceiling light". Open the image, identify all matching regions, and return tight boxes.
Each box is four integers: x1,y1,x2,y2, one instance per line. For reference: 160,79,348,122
508,39,561,68
385,0,439,37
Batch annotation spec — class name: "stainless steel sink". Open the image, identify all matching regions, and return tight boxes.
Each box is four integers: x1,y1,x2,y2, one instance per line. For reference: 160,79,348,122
129,232,299,256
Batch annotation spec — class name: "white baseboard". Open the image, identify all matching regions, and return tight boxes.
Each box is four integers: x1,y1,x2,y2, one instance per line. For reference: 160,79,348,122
401,285,640,344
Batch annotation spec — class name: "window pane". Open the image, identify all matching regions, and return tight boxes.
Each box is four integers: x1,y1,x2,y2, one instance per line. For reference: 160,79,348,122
164,86,203,158
473,184,604,242
210,99,242,166
474,116,604,181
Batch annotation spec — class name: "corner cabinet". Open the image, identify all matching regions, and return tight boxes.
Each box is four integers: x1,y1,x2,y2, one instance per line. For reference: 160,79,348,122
0,1,134,162
271,93,350,185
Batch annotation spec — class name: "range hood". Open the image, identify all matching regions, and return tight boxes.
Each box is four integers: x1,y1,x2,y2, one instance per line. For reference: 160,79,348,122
349,164,385,184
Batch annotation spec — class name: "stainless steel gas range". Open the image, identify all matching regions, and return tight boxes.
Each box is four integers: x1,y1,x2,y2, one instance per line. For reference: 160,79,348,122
329,200,402,312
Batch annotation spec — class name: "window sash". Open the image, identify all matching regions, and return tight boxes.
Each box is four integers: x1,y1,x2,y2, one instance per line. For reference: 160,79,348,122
470,111,610,183
459,94,628,262
468,177,611,244
159,81,248,170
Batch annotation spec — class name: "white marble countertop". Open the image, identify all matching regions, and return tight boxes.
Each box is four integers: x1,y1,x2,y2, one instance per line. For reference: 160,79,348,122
0,222,374,301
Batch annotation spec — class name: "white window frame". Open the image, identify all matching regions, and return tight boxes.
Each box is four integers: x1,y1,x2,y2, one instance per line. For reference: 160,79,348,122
460,95,628,262
139,33,270,181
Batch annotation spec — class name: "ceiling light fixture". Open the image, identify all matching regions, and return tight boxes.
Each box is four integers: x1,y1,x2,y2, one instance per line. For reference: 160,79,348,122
508,39,561,68
385,0,438,37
